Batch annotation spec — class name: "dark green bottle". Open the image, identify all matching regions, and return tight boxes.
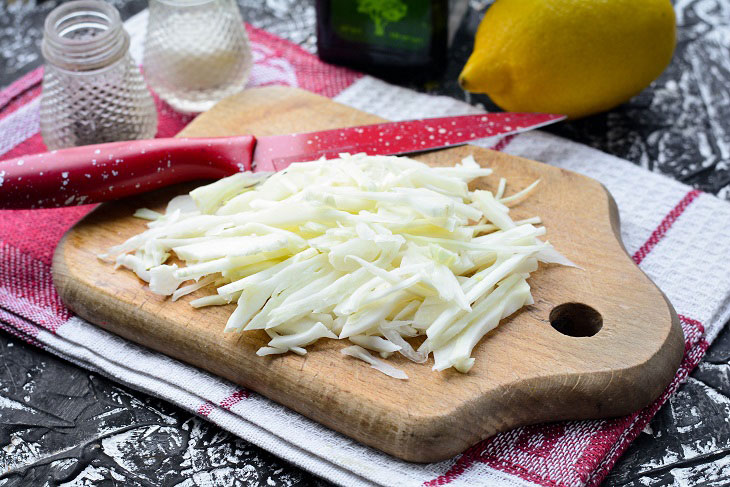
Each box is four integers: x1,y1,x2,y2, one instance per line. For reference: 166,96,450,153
316,0,448,82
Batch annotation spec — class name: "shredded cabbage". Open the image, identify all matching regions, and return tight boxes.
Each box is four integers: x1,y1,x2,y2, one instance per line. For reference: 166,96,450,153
105,153,573,379
341,345,408,380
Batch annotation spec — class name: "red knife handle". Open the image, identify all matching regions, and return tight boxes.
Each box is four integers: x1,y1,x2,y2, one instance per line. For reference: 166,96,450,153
0,135,256,209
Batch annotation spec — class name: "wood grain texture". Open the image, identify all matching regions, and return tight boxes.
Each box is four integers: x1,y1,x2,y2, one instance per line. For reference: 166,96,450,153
52,86,685,463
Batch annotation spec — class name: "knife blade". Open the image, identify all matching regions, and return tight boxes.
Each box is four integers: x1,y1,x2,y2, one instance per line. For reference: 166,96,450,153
0,112,563,209
252,112,563,172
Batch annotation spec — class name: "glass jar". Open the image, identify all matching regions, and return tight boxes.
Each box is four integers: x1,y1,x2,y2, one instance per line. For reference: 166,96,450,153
143,0,253,113
40,0,158,150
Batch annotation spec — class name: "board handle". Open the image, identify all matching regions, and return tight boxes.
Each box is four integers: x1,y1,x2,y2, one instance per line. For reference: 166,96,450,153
0,135,256,209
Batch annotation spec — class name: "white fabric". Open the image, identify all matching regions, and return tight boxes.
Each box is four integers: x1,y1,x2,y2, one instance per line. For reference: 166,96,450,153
0,98,40,157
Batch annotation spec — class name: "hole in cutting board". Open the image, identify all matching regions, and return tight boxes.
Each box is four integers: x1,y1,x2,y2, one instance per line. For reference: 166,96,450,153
549,303,603,337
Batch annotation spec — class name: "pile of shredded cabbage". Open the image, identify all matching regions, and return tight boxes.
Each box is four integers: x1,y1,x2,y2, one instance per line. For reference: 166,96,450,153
103,153,572,379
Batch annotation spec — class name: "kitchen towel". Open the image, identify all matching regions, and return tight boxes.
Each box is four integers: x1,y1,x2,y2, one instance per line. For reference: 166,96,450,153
1,11,729,487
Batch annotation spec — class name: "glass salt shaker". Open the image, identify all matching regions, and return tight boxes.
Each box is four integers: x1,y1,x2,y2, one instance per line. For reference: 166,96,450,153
143,0,253,113
40,0,158,150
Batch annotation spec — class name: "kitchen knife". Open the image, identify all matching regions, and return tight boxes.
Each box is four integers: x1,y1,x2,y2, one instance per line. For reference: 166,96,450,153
0,112,563,209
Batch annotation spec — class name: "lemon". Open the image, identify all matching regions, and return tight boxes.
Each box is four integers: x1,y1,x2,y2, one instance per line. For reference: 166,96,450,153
459,0,676,119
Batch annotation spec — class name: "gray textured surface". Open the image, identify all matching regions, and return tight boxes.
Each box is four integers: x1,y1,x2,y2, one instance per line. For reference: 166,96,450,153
1,0,729,486
0,333,327,486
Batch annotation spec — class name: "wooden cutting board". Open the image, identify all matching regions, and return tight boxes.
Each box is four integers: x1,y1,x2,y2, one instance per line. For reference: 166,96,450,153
52,86,684,463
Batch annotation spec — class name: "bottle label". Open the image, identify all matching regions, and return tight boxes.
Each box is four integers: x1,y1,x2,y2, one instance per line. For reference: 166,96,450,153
331,0,430,52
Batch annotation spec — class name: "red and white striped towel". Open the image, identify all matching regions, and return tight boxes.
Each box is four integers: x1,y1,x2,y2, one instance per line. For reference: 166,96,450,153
1,12,729,487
